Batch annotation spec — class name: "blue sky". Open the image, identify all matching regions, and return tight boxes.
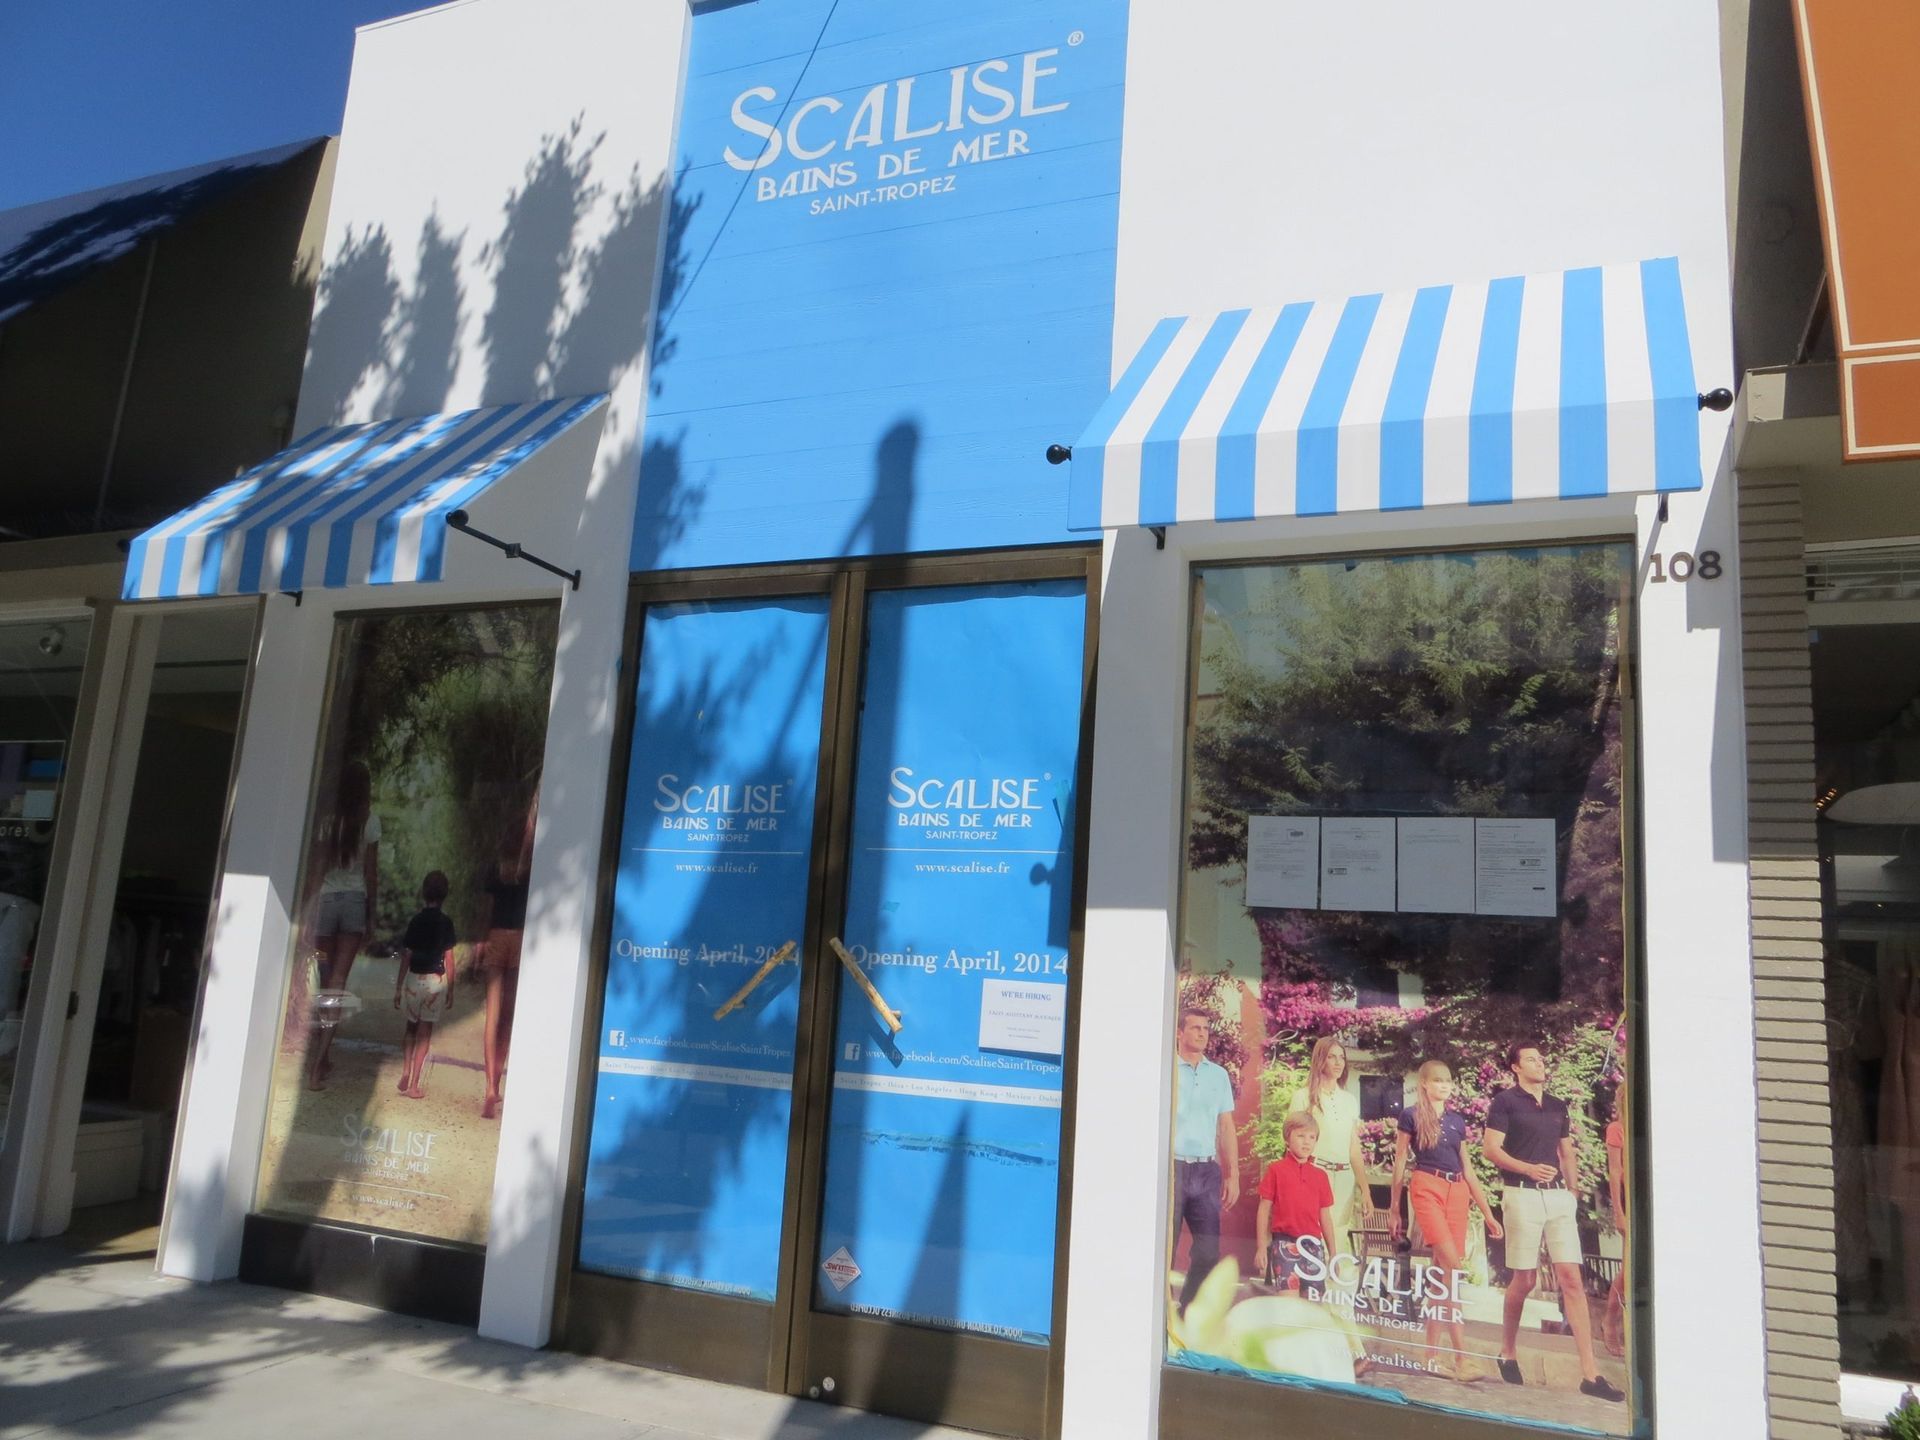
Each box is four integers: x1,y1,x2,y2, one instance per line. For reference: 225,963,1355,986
0,0,421,211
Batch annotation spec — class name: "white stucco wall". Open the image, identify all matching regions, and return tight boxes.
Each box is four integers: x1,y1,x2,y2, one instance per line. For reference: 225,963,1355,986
160,0,691,1356
1062,2,1759,1437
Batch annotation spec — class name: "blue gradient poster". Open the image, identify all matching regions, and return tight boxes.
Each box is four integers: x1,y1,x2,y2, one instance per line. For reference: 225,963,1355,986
577,598,829,1299
815,581,1084,1342
633,0,1129,570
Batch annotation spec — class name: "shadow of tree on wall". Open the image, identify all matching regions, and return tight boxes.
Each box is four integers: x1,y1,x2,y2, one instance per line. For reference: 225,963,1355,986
300,225,401,426
480,121,604,406
378,212,466,421
295,117,674,443
627,173,701,574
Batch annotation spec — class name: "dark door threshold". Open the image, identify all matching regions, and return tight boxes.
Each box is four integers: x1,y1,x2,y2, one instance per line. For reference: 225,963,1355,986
239,1213,483,1328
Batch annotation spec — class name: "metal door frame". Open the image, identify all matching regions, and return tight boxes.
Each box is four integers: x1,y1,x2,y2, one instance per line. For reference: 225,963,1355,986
556,546,1099,1440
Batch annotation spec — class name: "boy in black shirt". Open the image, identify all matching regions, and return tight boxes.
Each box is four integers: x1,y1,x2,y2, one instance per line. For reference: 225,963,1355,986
393,870,457,1100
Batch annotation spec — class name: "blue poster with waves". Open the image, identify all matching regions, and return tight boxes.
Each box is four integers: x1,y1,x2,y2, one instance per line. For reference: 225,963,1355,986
813,580,1085,1343
577,597,830,1300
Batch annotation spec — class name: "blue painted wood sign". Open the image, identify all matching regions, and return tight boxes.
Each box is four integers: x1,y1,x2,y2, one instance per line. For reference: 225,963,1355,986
632,0,1130,570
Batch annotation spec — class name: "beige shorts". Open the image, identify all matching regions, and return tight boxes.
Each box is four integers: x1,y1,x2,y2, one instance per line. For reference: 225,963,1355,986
401,970,449,1023
1501,1185,1581,1269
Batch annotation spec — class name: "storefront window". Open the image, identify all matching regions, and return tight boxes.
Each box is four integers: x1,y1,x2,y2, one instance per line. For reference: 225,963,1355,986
255,603,558,1244
0,616,92,1150
1167,545,1642,1434
1815,603,1920,1379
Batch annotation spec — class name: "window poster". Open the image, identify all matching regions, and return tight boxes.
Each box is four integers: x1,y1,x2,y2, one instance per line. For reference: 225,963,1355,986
1170,548,1640,1434
813,581,1085,1344
255,604,558,1245
576,598,830,1299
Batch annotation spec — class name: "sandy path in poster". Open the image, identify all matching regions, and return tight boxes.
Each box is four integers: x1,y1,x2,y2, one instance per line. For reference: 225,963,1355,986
257,947,500,1245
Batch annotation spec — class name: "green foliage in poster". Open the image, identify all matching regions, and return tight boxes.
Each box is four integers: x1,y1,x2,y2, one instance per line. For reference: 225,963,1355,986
330,606,558,942
1183,546,1631,1225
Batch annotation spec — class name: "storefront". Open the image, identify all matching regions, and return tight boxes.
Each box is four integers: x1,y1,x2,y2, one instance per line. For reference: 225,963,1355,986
142,0,1768,1437
1733,370,1920,1435
0,137,332,1254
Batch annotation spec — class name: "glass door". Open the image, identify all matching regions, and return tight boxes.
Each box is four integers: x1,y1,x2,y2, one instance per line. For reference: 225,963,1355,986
786,572,1088,1435
566,575,842,1387
563,555,1094,1439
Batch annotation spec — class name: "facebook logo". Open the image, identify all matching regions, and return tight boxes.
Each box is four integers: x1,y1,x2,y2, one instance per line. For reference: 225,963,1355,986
843,1042,861,1063
609,1030,626,1048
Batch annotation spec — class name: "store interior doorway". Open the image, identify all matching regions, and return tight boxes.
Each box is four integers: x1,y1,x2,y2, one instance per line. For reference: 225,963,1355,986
44,604,255,1256
0,613,96,1171
1812,586,1920,1383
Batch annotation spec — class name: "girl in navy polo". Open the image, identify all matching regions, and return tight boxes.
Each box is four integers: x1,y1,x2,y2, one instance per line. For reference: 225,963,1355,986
1389,1059,1503,1383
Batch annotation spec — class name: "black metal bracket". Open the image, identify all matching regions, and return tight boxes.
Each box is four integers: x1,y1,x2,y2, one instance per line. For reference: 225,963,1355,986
445,510,580,591
1657,496,1668,525
1148,525,1167,550
281,589,304,607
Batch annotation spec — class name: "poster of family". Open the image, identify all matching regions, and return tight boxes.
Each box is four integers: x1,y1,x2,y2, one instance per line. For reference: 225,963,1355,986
1168,547,1639,1435
254,603,557,1246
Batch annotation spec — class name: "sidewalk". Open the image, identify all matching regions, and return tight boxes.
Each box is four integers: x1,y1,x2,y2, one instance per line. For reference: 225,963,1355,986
0,1236,981,1440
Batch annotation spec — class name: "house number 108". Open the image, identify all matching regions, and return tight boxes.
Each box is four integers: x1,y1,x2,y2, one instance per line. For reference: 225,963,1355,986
1647,549,1722,583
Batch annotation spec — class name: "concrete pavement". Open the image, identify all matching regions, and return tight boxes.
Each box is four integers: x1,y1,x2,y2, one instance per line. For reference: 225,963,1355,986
0,1238,982,1440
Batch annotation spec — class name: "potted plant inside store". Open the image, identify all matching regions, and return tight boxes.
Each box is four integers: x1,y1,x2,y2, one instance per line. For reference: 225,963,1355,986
1887,1389,1920,1440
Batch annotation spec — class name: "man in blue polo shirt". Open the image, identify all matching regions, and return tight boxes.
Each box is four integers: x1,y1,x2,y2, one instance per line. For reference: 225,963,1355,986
1481,1041,1624,1404
1172,1005,1239,1316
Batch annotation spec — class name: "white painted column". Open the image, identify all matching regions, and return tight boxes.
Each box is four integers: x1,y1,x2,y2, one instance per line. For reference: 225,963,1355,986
475,468,636,1346
1631,475,1769,1439
161,595,332,1279
1060,525,1188,1440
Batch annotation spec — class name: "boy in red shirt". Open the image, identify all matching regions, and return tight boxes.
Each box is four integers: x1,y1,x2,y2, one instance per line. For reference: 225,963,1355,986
1256,1110,1338,1289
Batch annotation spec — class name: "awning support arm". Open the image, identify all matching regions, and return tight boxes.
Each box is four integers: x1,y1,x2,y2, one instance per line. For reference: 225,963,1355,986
1149,526,1166,550
445,509,581,591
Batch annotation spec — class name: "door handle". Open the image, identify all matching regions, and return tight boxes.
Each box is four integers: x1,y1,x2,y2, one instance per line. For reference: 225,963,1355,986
712,939,796,1020
828,936,903,1034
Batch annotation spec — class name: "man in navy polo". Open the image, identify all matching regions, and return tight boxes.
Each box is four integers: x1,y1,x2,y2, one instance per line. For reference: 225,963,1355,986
1171,1005,1239,1316
1481,1041,1624,1403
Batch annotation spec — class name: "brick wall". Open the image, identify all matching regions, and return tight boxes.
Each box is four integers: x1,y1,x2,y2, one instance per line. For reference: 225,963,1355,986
1739,466,1843,1439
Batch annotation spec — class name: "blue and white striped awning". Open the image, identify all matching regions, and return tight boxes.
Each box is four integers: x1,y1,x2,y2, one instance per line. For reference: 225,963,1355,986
1067,257,1702,531
123,395,607,600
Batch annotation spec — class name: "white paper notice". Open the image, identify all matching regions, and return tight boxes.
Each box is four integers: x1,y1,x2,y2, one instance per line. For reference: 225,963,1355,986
1320,817,1396,912
1396,817,1475,914
1474,818,1558,917
1246,815,1319,909
979,979,1067,1055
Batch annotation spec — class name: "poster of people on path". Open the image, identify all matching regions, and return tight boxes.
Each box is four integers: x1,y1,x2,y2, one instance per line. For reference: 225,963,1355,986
255,603,557,1245
1166,547,1638,1435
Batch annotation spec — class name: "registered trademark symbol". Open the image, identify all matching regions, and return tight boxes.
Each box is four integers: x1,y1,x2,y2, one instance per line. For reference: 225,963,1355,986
1044,772,1053,780
1067,30,1084,45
